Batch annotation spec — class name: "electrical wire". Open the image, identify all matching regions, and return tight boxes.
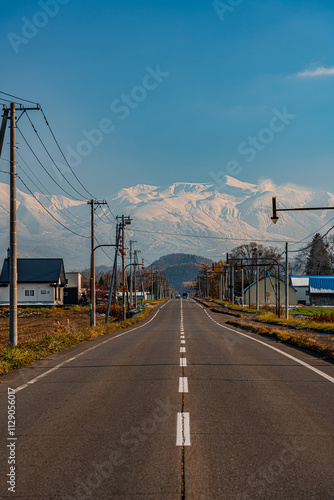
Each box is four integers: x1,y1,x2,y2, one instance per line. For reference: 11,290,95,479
0,91,39,105
95,235,115,262
105,202,116,221
125,227,297,244
288,226,334,254
289,214,334,247
95,207,113,225
17,123,84,202
16,150,90,225
40,107,96,200
25,112,88,201
17,175,90,239
16,161,90,233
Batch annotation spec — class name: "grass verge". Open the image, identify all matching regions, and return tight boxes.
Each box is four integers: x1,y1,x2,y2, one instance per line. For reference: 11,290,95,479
226,318,334,360
255,311,334,334
0,301,163,377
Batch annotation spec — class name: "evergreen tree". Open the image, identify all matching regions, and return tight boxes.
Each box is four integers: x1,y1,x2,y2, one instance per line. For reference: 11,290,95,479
305,233,332,275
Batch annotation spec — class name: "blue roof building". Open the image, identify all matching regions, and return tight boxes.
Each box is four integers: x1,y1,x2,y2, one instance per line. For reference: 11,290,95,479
290,275,334,306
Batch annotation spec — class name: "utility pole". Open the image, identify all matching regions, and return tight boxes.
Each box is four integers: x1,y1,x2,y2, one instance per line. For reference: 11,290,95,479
121,215,126,319
134,250,141,308
88,199,107,327
105,223,120,324
0,102,40,346
116,215,132,320
129,240,136,308
241,264,244,307
9,103,17,346
285,242,289,320
231,265,235,304
256,252,260,310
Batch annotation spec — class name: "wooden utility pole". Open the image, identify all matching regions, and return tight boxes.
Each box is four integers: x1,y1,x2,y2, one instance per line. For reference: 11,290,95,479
88,199,107,327
0,103,41,346
105,223,120,324
129,240,136,307
285,242,289,320
256,252,259,310
9,102,17,346
116,215,132,320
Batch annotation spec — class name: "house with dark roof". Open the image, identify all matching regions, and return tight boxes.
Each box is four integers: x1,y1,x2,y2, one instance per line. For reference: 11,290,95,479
0,257,66,305
290,276,334,306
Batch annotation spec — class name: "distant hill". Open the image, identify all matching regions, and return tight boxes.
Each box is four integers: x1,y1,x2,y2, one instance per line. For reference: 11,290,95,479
151,253,212,271
151,253,212,292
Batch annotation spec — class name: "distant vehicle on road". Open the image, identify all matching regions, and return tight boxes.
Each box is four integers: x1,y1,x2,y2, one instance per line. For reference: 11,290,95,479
175,294,181,299
182,292,188,298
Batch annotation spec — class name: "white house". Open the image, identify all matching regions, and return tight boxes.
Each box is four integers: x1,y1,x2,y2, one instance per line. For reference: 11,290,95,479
0,257,66,305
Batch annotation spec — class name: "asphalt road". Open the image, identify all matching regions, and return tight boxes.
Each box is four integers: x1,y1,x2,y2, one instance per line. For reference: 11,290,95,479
0,298,334,499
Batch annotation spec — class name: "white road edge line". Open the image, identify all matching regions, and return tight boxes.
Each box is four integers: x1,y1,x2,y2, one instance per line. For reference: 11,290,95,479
176,412,191,446
15,308,162,393
179,377,189,393
194,301,334,385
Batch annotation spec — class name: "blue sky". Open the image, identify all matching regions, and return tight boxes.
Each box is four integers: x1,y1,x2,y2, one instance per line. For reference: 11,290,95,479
1,0,334,198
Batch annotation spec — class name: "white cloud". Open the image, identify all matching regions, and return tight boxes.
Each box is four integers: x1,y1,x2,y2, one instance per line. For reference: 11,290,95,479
297,65,334,78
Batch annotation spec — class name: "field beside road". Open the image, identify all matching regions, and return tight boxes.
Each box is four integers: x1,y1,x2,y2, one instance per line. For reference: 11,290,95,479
0,306,108,350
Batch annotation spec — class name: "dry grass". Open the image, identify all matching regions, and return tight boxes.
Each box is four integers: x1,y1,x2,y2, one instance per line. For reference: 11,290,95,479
255,311,334,334
0,301,164,377
226,318,334,360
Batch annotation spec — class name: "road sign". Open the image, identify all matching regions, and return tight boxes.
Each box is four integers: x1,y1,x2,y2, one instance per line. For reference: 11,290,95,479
265,292,270,297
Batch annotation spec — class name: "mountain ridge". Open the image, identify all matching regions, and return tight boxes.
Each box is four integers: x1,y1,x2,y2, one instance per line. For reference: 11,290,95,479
0,176,332,270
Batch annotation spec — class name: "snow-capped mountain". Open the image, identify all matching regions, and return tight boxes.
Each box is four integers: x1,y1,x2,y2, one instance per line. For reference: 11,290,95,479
0,176,333,270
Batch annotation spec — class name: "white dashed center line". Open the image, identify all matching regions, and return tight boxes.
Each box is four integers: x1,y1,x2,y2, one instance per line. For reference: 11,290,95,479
180,358,187,366
179,377,189,393
176,412,191,446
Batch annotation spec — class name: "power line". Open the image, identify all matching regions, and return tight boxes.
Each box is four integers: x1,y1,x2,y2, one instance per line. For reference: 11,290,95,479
95,207,113,225
16,160,90,233
25,112,88,201
17,123,84,202
95,235,114,262
289,226,334,254
40,107,96,199
17,175,90,239
0,90,39,105
125,227,297,244
289,214,334,247
105,202,116,221
16,150,90,225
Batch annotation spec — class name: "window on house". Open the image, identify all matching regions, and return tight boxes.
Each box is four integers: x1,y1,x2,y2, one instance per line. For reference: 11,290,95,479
41,290,46,295
25,290,35,297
